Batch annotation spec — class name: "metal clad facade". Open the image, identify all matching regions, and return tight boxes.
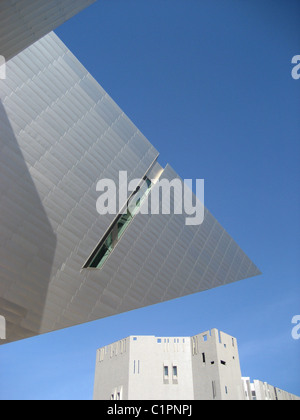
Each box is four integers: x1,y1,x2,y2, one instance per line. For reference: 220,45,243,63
0,32,158,343
0,33,260,344
0,0,96,61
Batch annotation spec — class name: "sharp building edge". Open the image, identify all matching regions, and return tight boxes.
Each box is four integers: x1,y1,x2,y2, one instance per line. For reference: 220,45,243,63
0,6,261,345
0,0,97,61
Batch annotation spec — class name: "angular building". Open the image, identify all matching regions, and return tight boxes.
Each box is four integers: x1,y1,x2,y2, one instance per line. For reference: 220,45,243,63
94,330,300,401
242,377,300,401
0,0,97,61
93,329,245,400
0,1,260,345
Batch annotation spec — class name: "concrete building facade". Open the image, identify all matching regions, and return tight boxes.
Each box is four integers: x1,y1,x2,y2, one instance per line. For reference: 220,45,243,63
242,378,300,401
94,329,300,401
191,329,244,400
93,329,245,401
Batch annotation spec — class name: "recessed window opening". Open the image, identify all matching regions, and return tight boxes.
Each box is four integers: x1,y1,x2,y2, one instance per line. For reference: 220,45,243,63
84,176,152,269
212,381,217,399
164,366,169,377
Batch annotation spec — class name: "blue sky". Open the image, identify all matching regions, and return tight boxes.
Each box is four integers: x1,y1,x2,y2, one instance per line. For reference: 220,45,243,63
0,0,299,400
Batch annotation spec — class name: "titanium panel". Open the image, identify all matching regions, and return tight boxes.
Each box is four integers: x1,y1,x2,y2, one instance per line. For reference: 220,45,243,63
87,164,260,321
0,32,260,345
0,32,158,344
0,0,97,61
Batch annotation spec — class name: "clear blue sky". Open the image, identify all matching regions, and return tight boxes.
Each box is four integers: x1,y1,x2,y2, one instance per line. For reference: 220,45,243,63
0,0,299,400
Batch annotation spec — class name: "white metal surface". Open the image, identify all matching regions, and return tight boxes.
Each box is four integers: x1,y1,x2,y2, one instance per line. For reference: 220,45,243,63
0,0,96,61
0,32,260,345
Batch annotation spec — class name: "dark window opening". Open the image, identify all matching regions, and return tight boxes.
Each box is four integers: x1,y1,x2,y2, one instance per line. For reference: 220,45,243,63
84,177,152,269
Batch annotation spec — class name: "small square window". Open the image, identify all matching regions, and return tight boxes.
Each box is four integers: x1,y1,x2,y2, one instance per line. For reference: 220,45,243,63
157,339,162,343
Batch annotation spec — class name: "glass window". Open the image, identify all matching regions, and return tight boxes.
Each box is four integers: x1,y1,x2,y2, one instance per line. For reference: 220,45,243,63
84,177,152,269
173,366,178,378
164,366,169,377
